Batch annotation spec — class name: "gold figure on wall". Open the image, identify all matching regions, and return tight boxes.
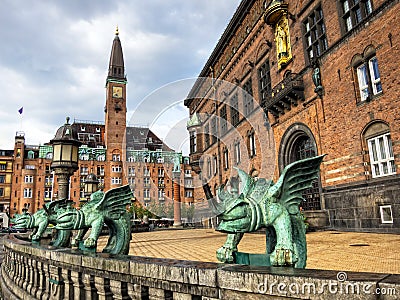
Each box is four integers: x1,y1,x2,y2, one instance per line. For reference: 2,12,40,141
275,14,292,69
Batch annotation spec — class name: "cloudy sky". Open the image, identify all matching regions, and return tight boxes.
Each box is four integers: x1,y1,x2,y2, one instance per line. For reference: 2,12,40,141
0,0,241,154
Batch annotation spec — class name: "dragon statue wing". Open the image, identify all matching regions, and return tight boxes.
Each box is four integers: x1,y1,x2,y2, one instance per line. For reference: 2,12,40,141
267,155,325,214
93,185,133,219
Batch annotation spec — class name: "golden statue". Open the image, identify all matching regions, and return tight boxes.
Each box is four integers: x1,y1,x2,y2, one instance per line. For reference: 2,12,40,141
275,15,292,69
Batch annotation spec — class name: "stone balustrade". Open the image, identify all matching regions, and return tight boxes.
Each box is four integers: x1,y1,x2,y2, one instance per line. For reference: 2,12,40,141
1,235,399,299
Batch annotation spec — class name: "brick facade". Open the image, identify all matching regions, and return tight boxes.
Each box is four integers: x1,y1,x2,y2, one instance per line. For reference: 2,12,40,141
185,0,400,232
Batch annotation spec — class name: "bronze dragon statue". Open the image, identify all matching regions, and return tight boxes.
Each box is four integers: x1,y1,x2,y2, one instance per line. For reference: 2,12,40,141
11,199,73,247
207,155,324,268
55,185,133,255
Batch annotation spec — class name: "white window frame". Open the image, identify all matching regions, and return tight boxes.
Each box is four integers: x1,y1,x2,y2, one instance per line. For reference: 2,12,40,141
234,142,241,165
356,56,382,101
111,177,122,185
24,175,33,183
112,165,122,173
249,132,256,157
367,133,396,178
368,57,382,95
380,205,393,224
23,188,32,198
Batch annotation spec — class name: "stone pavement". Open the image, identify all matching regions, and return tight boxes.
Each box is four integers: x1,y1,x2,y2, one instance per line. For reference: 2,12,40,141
98,229,400,274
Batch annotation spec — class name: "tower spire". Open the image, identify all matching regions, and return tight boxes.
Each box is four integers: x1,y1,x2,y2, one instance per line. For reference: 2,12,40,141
107,27,125,81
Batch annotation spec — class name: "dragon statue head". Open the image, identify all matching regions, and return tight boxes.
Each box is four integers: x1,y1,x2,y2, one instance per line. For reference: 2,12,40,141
11,209,31,229
209,170,265,233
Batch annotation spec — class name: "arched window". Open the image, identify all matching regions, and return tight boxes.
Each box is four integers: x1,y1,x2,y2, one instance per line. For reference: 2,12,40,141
279,123,321,210
363,121,396,178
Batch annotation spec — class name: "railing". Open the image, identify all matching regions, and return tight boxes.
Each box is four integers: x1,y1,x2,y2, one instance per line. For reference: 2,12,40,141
1,235,399,300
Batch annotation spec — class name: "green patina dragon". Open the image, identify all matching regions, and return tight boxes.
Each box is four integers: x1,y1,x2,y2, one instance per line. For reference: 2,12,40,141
12,199,73,247
207,155,324,268
55,185,133,255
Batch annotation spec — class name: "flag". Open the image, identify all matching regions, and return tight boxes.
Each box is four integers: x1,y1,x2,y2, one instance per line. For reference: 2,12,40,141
18,107,23,114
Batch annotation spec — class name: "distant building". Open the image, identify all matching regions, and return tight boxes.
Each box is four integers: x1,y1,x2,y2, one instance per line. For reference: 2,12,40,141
185,0,399,232
6,29,194,216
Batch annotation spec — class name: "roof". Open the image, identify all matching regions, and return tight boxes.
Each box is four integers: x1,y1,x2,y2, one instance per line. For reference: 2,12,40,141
126,127,173,152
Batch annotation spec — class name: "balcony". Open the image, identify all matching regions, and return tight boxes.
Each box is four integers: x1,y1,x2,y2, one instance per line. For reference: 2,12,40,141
261,73,305,118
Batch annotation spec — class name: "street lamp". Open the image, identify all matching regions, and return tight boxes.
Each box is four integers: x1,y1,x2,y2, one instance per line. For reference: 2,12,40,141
50,117,82,200
84,173,99,201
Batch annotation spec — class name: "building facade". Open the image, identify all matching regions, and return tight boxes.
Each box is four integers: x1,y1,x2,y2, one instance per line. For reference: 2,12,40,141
185,0,399,232
6,29,194,217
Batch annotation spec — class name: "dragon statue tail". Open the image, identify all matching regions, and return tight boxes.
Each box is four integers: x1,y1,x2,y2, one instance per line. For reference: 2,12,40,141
290,213,307,268
103,212,132,255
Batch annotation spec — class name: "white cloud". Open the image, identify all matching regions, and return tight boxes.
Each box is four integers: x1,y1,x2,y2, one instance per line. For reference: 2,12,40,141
0,0,241,150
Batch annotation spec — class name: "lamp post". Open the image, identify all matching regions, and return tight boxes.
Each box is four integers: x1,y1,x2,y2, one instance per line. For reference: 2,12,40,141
50,117,81,200
84,173,99,202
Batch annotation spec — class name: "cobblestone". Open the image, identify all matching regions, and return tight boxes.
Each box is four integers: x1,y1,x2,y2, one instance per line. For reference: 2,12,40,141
98,229,400,274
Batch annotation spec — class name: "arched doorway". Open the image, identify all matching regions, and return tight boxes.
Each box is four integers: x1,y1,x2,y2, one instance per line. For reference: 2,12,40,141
279,123,321,210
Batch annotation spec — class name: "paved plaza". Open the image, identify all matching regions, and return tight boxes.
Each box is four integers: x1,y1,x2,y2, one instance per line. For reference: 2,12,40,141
98,229,400,274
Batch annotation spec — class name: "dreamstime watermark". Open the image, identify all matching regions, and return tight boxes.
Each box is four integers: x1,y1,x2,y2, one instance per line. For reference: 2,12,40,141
256,271,396,296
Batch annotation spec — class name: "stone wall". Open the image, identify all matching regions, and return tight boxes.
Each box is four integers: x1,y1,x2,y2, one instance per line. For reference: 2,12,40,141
324,176,400,233
1,235,399,299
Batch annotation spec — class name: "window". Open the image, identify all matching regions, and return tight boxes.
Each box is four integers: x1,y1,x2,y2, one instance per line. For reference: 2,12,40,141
0,188,3,197
24,188,32,198
207,158,212,178
367,133,396,178
258,60,272,105
185,190,193,198
24,175,33,183
97,154,105,162
80,166,88,175
248,131,256,157
303,6,328,63
234,142,241,165
223,148,229,170
380,205,393,224
128,177,135,185
44,189,51,199
144,167,150,177
211,117,217,144
128,167,135,176
0,176,4,183
111,177,122,185
158,168,164,177
112,165,122,173
204,124,210,148
340,0,372,33
243,79,253,116
144,177,151,187
356,56,382,101
80,189,85,199
158,189,165,200
220,105,228,134
158,178,165,187
112,154,121,161
144,189,150,199
190,130,197,153
213,155,218,175
185,179,193,187
97,166,105,176
230,94,240,127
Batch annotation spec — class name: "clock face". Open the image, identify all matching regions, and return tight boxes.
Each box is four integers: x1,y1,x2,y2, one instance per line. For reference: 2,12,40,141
112,86,123,98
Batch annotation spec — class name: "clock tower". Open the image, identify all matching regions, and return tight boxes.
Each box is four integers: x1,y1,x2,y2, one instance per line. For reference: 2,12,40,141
104,27,127,190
